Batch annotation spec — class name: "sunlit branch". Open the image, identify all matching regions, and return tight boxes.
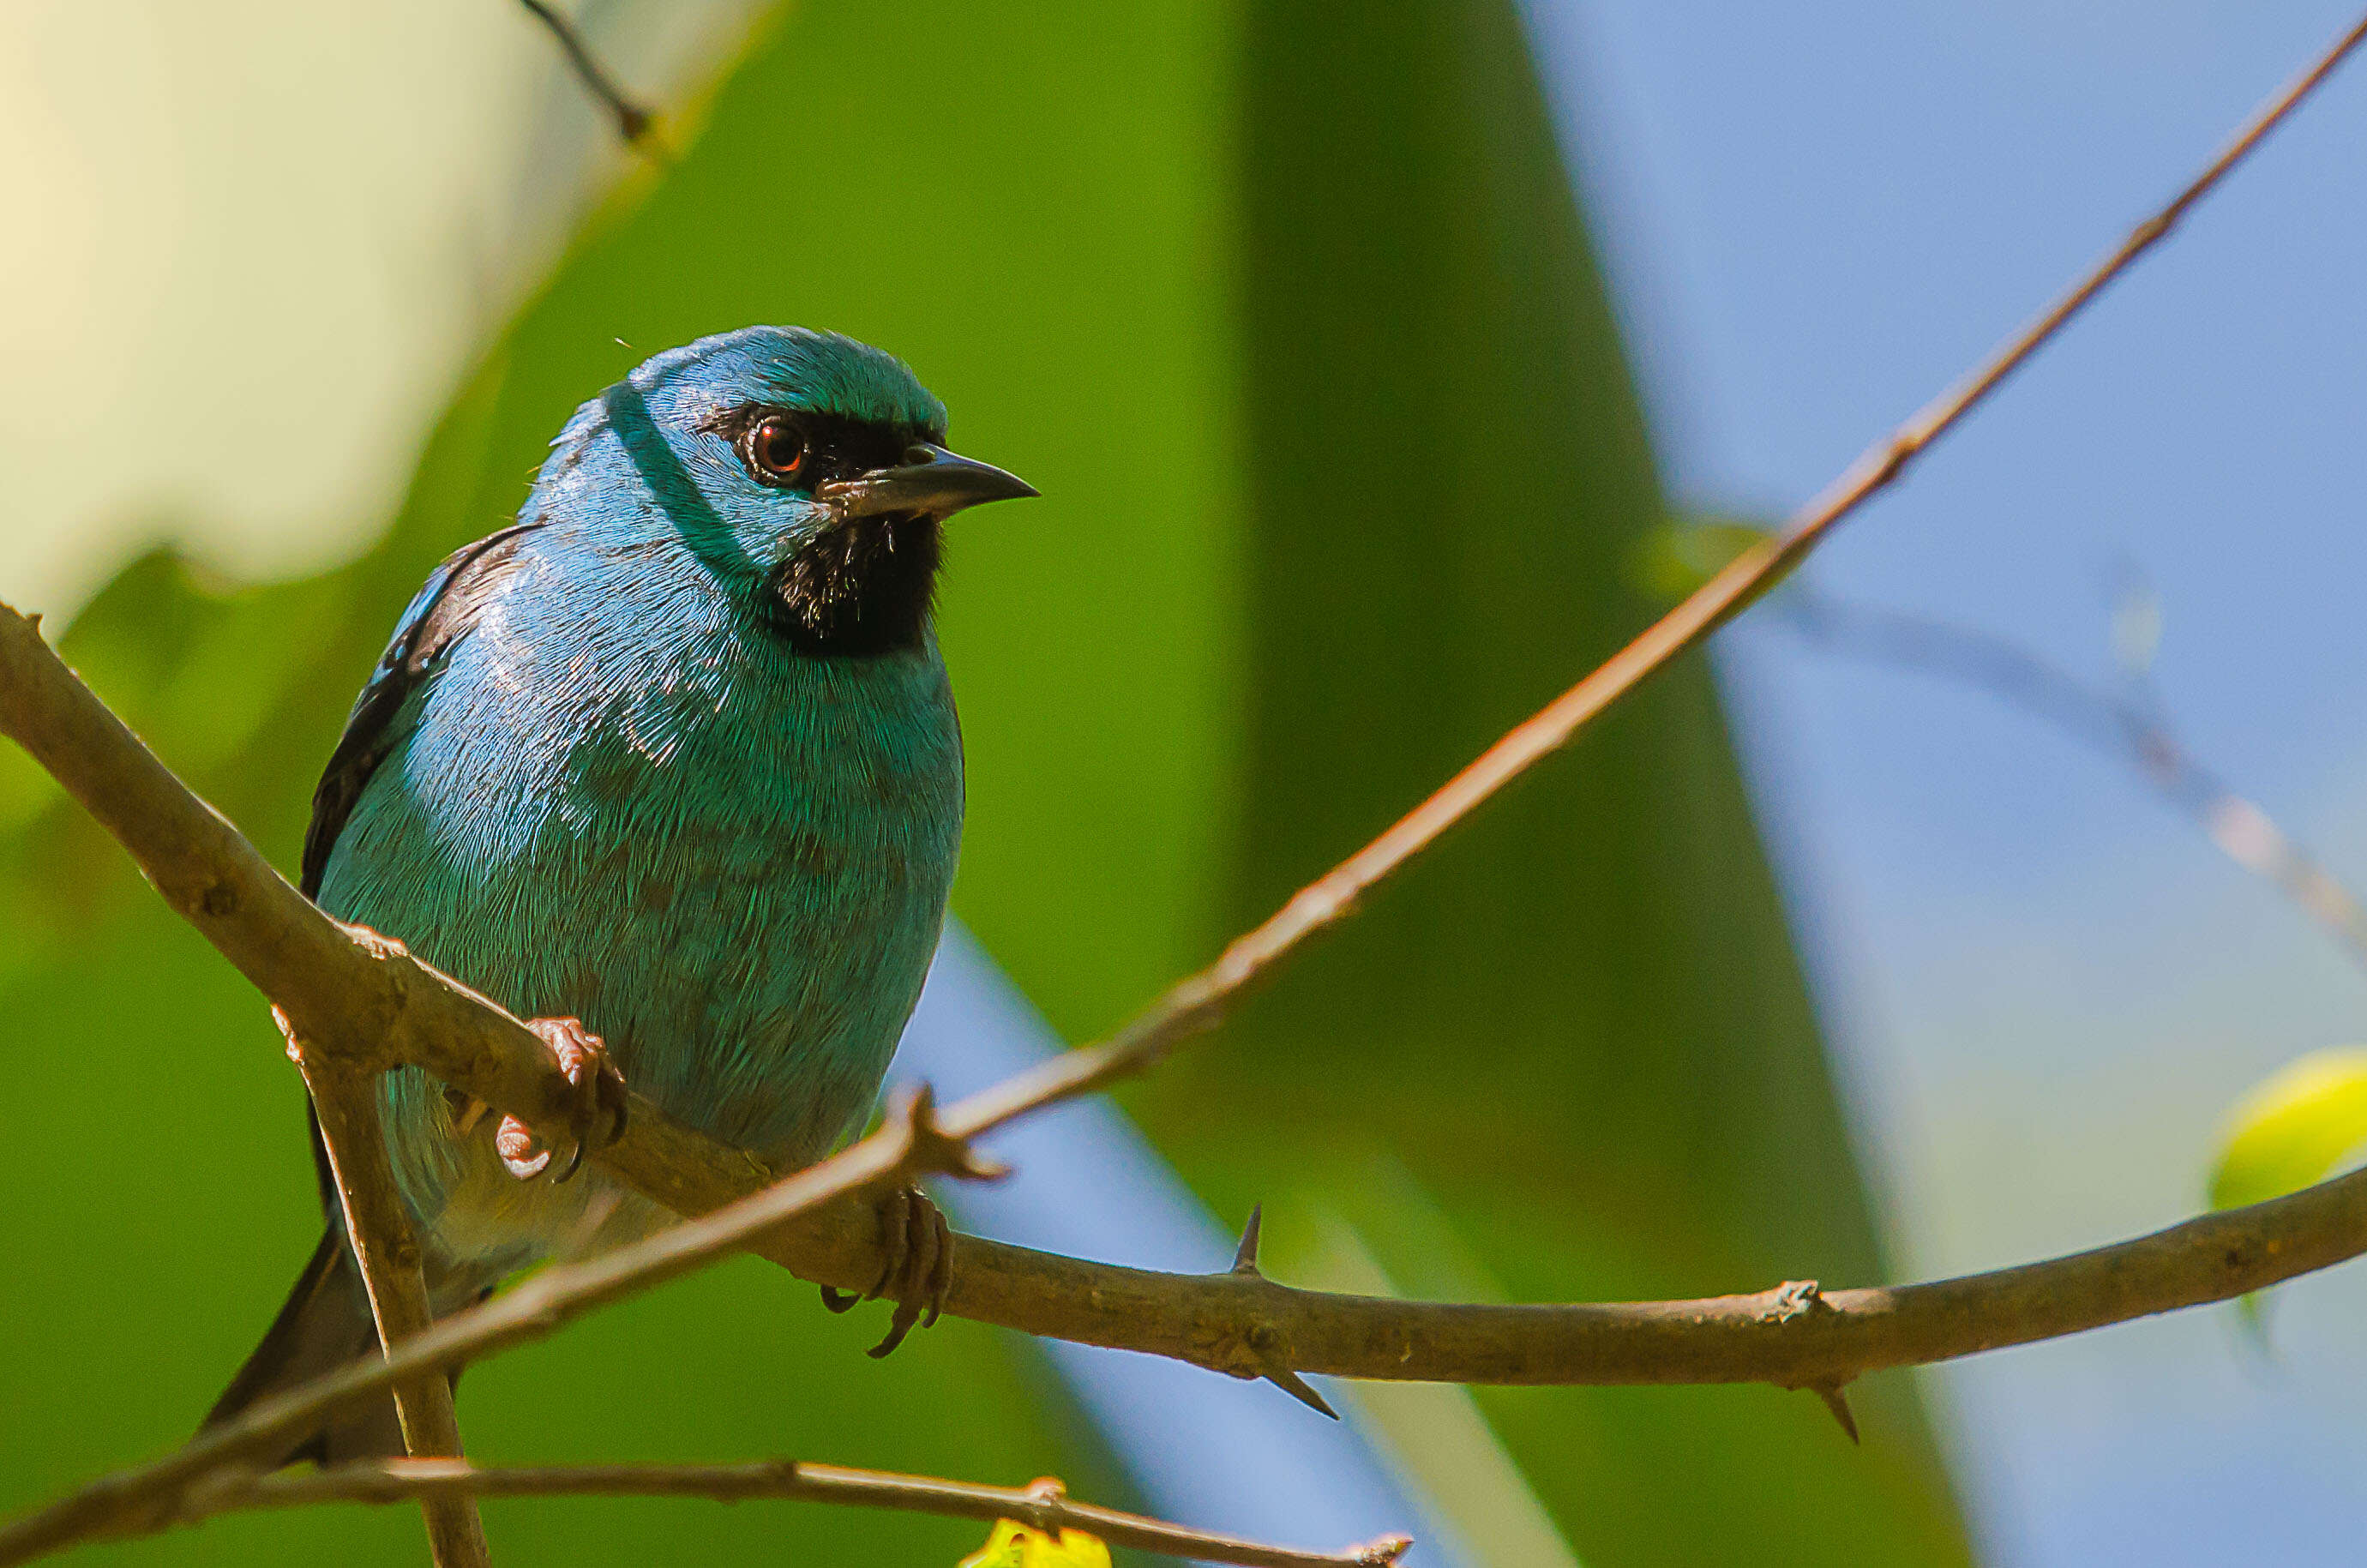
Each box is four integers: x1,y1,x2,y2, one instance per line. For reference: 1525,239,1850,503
0,8,2362,1563
297,1056,490,1566
944,4,2367,1144
167,1458,1410,1568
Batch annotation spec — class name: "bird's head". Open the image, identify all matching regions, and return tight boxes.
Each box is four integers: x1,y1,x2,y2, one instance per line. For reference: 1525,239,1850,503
562,325,1036,658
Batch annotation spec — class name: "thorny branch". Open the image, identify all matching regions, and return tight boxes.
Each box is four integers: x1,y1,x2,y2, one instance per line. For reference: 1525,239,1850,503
926,7,2367,1144
0,7,2364,1564
162,1458,1411,1568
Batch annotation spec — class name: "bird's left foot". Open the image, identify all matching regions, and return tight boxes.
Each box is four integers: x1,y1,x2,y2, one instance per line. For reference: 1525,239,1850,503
820,1183,953,1357
491,1017,630,1182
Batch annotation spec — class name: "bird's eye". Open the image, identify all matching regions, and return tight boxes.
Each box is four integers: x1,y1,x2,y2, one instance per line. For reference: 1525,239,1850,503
746,415,808,484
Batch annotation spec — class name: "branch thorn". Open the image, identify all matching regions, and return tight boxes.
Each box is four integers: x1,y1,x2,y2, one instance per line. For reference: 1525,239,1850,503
1018,1475,1068,1532
888,1083,1010,1182
1232,1203,1265,1276
1263,1364,1340,1421
1812,1384,1859,1445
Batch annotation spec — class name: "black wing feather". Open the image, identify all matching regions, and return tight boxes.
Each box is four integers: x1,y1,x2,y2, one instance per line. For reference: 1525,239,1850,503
300,523,540,898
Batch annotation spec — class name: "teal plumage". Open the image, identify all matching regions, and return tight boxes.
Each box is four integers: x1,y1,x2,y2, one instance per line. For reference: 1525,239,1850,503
204,327,1033,1459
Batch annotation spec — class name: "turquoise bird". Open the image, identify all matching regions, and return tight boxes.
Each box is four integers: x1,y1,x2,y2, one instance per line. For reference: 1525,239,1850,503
202,326,1035,1461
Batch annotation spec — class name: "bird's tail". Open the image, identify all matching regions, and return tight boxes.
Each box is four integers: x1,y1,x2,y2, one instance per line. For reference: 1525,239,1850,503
199,1223,406,1465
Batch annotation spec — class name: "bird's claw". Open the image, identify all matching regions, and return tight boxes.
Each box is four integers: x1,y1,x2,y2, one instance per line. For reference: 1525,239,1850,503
495,1017,629,1182
818,1183,953,1357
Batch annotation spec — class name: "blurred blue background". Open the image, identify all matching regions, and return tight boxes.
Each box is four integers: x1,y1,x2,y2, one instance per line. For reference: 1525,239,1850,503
3,2,2365,1564
1535,2,2367,1559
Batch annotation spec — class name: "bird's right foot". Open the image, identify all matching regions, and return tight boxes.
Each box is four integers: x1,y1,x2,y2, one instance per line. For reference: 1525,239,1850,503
820,1182,954,1358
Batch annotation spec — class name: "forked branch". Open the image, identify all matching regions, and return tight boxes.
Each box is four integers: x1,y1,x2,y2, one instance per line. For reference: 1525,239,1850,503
1,8,2364,1564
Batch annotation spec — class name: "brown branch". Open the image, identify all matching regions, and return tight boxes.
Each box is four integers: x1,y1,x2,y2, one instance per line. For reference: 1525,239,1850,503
165,1458,1409,1568
1,12,2362,1559
929,5,2367,1144
0,1088,994,1568
8,637,2367,1568
295,1056,491,1566
12,1055,2367,1568
517,0,657,147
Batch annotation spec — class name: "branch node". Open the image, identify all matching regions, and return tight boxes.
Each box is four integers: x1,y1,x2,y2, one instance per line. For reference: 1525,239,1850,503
1355,1535,1416,1566
1765,1279,1829,1323
1018,1475,1069,1533
1231,1204,1265,1276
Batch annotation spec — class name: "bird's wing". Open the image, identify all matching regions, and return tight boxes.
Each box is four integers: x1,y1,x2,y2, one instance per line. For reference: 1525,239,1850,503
296,521,540,1225
299,522,542,899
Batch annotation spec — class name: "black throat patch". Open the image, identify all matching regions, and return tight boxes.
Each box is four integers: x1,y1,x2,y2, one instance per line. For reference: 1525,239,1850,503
764,514,942,658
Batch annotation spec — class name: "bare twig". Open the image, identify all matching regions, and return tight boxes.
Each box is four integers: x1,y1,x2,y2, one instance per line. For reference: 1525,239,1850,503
15,1083,2367,1568
517,0,657,147
2,13,2362,1559
931,6,2367,1143
169,1458,1409,1568
13,578,2367,1551
295,1056,491,1567
1777,587,2367,966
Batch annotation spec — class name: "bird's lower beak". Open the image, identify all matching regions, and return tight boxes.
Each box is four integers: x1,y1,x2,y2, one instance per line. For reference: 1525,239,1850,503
819,442,1037,520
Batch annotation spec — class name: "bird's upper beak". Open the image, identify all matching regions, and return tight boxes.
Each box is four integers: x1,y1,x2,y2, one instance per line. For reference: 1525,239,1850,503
819,442,1037,520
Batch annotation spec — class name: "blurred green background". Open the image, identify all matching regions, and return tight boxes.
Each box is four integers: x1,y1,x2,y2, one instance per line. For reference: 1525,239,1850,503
0,2,1967,1562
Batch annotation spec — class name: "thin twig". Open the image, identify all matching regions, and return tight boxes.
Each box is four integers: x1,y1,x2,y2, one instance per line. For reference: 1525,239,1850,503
12,1070,2367,1568
169,1458,1409,1568
1,14,2362,1559
0,1088,993,1567
296,1057,492,1567
936,5,2367,1143
517,0,657,147
1777,588,2367,965
12,588,2367,1548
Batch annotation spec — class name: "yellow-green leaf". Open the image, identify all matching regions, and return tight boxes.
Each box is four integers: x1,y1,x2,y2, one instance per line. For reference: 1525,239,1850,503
2208,1046,2367,1210
957,1519,1111,1568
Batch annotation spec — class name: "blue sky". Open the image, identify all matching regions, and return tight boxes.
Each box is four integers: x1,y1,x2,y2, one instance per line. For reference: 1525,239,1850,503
1526,1,2367,1559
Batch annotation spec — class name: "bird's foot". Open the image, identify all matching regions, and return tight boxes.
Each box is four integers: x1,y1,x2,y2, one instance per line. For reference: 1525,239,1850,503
493,1017,630,1183
820,1182,953,1358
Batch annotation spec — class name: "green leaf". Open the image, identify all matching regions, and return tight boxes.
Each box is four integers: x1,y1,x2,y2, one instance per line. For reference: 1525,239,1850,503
2208,1046,2367,1211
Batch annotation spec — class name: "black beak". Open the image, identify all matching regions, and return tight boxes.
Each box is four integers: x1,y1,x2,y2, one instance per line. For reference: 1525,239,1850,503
819,442,1037,520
